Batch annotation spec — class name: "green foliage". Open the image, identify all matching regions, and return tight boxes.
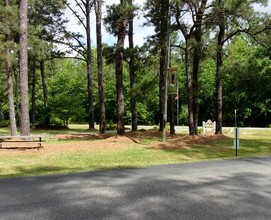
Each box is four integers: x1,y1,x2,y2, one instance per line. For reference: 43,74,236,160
198,58,216,122
223,36,271,126
179,105,189,125
0,120,9,127
197,128,203,135
0,0,270,130
104,1,138,36
105,120,117,130
49,59,87,126
126,102,155,125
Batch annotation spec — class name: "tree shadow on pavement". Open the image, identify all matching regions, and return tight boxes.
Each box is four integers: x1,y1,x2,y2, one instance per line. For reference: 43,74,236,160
0,157,271,220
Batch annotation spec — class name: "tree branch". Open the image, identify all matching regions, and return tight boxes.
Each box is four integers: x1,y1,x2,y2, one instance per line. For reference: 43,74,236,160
66,2,87,30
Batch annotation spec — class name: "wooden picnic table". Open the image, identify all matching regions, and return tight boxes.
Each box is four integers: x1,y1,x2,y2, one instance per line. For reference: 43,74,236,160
0,135,45,150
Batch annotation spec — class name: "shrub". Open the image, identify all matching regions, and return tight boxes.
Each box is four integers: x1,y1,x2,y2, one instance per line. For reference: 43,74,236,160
0,120,10,127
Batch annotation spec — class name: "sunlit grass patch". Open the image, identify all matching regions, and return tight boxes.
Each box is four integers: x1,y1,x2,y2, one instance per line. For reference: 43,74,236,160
0,127,270,178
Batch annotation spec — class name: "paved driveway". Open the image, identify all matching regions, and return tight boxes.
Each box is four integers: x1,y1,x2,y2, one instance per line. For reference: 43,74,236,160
0,157,271,220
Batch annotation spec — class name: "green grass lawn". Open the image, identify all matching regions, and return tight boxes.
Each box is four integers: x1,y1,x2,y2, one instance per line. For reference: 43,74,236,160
0,124,95,136
0,126,271,178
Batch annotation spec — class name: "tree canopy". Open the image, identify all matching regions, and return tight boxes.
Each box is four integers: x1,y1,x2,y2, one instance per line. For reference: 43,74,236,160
0,0,271,136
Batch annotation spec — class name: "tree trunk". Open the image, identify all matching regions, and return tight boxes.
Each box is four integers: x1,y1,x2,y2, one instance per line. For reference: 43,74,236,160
7,52,17,136
116,31,125,135
40,60,50,127
169,95,175,135
159,0,169,131
191,1,207,135
86,0,95,130
192,44,200,135
14,70,21,125
215,23,225,134
5,0,17,135
116,0,126,135
31,62,37,127
159,47,167,131
128,0,137,132
185,45,195,135
94,0,106,134
0,101,3,122
19,0,30,136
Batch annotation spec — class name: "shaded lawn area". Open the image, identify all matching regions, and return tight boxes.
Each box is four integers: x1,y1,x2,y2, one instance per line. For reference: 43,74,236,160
0,129,271,178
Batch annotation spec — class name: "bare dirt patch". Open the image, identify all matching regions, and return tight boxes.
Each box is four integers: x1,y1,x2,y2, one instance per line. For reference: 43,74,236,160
152,134,231,150
0,131,231,156
53,133,112,141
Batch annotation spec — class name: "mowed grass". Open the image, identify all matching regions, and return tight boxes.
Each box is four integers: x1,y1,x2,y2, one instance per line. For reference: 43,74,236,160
0,127,271,178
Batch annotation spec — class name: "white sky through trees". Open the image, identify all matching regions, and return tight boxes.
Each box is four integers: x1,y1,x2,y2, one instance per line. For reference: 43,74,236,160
64,0,153,48
64,0,271,48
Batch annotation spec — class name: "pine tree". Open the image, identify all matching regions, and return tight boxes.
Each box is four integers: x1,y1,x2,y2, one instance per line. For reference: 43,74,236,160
209,0,269,134
2,0,18,135
94,0,106,134
128,0,138,132
144,0,170,132
19,0,30,136
64,0,95,130
104,0,136,135
174,0,208,135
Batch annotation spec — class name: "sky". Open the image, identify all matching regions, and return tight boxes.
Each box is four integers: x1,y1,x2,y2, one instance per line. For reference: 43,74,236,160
64,0,152,48
64,0,271,49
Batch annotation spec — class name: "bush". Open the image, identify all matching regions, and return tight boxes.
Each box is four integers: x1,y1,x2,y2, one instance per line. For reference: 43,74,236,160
105,120,116,130
153,126,158,131
198,128,203,135
0,120,10,127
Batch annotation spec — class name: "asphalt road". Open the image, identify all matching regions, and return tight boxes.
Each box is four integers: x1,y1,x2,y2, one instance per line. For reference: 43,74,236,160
0,157,271,220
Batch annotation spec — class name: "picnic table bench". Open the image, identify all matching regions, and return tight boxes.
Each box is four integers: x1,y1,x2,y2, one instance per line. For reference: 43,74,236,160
0,135,45,150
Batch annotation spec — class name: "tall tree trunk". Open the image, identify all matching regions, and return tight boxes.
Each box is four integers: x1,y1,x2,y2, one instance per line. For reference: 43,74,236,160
19,0,30,136
159,47,167,131
94,0,106,134
215,23,225,134
128,0,137,132
159,0,169,131
192,44,200,135
169,95,175,135
5,0,17,135
40,60,50,127
185,45,195,135
0,101,3,122
175,3,195,135
86,0,95,130
31,62,37,127
191,1,207,135
7,53,17,136
115,0,126,135
14,69,21,125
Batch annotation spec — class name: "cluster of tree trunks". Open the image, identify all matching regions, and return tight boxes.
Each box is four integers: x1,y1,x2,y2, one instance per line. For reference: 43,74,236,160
1,0,270,137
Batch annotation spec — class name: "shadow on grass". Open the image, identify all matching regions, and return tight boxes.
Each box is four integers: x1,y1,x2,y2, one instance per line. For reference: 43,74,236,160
150,135,271,160
53,133,114,141
0,164,138,179
0,166,82,178
1,158,271,219
1,134,270,179
152,135,232,150
50,130,162,142
238,138,271,155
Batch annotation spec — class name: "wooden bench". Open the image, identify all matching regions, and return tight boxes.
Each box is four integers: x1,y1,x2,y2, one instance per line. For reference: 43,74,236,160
0,136,45,150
